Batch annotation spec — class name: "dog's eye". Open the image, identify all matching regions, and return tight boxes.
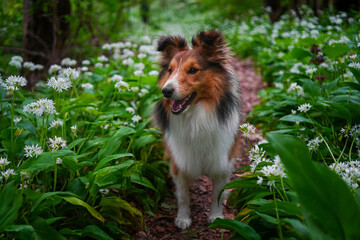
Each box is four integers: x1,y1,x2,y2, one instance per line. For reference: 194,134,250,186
188,68,198,74
168,68,173,75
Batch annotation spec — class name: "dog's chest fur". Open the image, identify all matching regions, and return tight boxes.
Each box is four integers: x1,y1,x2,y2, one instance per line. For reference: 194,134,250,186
165,103,239,177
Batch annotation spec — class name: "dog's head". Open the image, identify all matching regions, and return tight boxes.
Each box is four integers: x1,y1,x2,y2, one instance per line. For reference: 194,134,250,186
157,30,231,114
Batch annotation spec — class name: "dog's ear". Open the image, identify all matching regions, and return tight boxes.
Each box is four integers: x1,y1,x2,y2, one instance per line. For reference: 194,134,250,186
192,29,230,64
157,36,188,69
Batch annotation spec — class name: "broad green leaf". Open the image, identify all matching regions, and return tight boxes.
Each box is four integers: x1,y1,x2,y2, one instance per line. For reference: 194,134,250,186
19,152,54,171
209,218,261,240
0,182,23,231
290,48,311,59
81,225,113,240
30,191,78,213
93,160,135,187
280,114,321,126
131,174,158,194
4,225,36,240
255,211,278,225
95,153,134,172
134,134,158,150
322,43,350,58
30,217,66,240
284,219,311,240
62,196,105,223
99,196,142,217
98,127,135,159
268,133,360,239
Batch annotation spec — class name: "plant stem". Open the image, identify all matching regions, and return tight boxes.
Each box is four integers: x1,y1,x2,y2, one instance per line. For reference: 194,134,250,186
273,189,283,240
349,137,356,162
10,94,15,164
53,158,58,191
319,134,336,163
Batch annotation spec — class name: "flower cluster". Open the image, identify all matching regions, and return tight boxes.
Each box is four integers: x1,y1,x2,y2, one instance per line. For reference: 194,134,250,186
49,119,64,129
0,75,27,93
330,161,360,190
239,123,256,137
24,144,43,158
48,136,67,152
23,98,57,117
298,103,312,113
9,55,23,69
47,76,72,93
306,137,323,152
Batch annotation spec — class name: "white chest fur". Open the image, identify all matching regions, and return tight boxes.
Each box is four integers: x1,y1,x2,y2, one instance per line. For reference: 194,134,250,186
165,103,239,178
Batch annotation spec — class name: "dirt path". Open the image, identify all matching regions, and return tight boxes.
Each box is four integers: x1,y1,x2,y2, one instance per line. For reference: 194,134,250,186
134,59,265,239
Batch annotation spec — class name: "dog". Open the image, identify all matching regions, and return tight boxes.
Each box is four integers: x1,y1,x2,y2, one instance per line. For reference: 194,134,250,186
152,30,241,229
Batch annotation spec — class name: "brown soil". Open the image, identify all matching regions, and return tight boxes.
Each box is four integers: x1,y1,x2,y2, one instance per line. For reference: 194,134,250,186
134,59,265,240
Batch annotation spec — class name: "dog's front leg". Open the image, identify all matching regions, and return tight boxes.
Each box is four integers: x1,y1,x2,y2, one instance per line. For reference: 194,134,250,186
208,173,229,223
173,171,191,229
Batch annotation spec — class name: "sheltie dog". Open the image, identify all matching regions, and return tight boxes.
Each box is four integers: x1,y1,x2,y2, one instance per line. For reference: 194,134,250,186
152,30,242,229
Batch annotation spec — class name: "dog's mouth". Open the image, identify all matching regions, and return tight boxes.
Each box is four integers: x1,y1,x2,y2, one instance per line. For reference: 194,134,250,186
170,92,197,114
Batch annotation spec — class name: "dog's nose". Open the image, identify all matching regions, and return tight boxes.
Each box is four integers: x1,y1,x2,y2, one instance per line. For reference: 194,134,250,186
162,87,174,99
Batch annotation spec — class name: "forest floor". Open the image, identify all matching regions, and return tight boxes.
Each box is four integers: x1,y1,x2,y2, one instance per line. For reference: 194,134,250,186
134,59,265,239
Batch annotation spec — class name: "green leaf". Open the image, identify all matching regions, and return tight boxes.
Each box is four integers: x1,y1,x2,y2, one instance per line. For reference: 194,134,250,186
99,196,142,217
95,153,134,172
20,152,53,171
81,225,113,240
30,191,78,213
30,217,66,240
322,43,350,58
98,127,135,159
290,48,311,60
62,196,105,223
0,182,23,231
93,160,135,187
268,133,360,239
283,218,311,240
4,225,36,240
209,218,261,240
348,67,360,83
280,114,321,126
134,134,158,150
255,211,278,225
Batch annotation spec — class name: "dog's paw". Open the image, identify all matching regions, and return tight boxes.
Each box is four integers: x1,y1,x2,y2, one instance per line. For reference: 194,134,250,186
175,216,192,230
208,214,224,223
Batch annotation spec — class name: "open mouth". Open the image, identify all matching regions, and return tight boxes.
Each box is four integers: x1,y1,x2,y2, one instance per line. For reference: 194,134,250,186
170,92,197,114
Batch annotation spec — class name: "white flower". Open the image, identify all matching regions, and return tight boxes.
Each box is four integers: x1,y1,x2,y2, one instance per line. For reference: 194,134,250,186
110,74,123,82
137,53,147,59
61,57,77,66
23,61,36,71
81,83,93,90
82,60,91,65
100,188,110,196
134,70,143,76
58,68,80,80
330,161,360,190
349,54,357,60
131,86,139,92
9,60,22,69
71,125,77,135
297,103,312,113
305,67,317,75
47,76,72,92
126,107,135,114
48,136,67,152
98,55,109,62
348,62,360,70
291,109,297,114
20,171,31,180
1,169,16,180
49,119,64,129
102,43,112,50
134,63,145,71
13,117,22,124
122,58,134,66
307,137,323,152
24,144,43,158
34,64,44,70
257,176,263,185
9,56,23,69
131,115,141,123
81,66,88,72
94,62,103,68
287,82,304,97
1,75,27,92
56,157,63,165
48,64,62,74
23,98,57,117
114,80,130,92
140,35,151,44
239,123,256,137
148,70,159,76
0,157,10,168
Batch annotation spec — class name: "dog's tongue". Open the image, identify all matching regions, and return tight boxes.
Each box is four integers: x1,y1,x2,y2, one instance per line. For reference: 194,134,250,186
171,98,187,111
